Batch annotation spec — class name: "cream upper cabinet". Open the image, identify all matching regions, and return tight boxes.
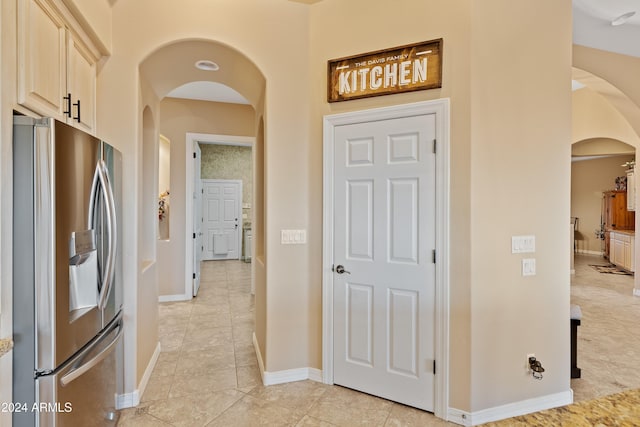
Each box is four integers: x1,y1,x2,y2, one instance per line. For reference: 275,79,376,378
627,170,636,212
18,0,97,133
67,33,96,132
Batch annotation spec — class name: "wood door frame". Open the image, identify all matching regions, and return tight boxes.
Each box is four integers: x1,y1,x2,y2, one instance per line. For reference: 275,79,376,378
185,133,254,299
201,179,243,261
322,99,450,419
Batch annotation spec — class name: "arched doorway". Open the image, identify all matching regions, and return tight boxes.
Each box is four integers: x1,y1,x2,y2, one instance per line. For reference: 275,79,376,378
570,68,640,402
139,38,265,302
135,38,267,400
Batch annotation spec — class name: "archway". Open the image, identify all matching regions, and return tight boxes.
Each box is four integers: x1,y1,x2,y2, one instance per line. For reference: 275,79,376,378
136,38,267,391
570,68,640,402
138,37,265,296
572,67,640,288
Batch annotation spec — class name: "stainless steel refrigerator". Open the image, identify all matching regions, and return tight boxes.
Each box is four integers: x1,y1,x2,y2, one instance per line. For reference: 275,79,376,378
12,116,123,426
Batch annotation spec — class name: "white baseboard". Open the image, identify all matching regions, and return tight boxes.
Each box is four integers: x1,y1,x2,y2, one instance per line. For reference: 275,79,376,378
159,293,192,303
576,250,604,256
448,390,573,425
116,390,139,410
253,332,266,381
263,367,323,386
252,333,322,386
137,342,162,400
447,407,472,426
116,342,161,409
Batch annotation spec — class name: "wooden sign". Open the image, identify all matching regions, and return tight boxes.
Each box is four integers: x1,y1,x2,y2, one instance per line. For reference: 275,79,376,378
328,39,442,103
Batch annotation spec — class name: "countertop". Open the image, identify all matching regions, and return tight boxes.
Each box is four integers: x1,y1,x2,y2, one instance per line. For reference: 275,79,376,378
610,229,635,236
0,338,13,358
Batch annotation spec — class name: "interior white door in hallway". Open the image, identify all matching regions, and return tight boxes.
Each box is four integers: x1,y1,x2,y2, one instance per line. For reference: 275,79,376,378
202,180,242,260
333,113,437,411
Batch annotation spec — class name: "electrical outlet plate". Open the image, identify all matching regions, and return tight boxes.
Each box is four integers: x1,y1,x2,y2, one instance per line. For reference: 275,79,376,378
526,353,535,370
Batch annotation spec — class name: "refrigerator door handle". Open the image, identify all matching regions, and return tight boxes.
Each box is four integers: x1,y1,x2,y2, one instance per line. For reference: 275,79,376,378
88,161,100,227
59,317,122,387
88,160,118,310
99,160,118,310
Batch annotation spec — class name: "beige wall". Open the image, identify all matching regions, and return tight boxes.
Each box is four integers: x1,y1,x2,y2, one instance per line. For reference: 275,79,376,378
61,0,112,53
158,135,170,240
572,155,635,254
200,144,253,215
469,0,572,411
574,46,640,142
573,87,640,146
137,104,160,384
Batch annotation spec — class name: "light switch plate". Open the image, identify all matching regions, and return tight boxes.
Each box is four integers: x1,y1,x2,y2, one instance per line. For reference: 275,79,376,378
512,235,536,254
281,229,307,244
522,258,536,276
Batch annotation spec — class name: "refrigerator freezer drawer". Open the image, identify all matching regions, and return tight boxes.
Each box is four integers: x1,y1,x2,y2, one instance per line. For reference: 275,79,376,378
35,314,122,427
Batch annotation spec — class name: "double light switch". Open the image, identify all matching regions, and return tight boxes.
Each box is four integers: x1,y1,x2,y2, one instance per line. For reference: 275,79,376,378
512,235,536,276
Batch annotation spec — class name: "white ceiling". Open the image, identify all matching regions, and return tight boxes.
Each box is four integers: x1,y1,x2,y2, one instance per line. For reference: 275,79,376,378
166,81,249,105
573,0,640,58
167,1,640,105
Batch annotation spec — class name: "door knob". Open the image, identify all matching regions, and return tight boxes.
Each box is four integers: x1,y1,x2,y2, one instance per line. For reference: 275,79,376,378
335,265,351,274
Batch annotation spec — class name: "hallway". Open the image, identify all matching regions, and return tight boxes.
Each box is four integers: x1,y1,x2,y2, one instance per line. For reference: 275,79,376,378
117,260,453,426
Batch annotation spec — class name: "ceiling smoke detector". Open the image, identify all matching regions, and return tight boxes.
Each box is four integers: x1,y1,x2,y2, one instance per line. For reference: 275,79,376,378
195,60,220,71
611,11,636,26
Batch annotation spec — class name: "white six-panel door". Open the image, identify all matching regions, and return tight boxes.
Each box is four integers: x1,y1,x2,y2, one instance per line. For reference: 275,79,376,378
333,113,437,411
202,180,242,260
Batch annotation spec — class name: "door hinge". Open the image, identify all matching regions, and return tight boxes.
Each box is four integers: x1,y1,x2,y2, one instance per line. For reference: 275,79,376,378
433,139,437,154
432,249,436,263
193,152,196,159
193,233,196,239
433,359,436,374
193,273,196,279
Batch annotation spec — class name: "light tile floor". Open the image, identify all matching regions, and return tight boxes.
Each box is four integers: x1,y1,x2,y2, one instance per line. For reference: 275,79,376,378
118,255,639,426
117,260,455,426
570,254,640,402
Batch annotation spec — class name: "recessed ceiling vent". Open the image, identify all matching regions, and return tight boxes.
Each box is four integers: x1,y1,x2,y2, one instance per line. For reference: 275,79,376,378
195,60,220,71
